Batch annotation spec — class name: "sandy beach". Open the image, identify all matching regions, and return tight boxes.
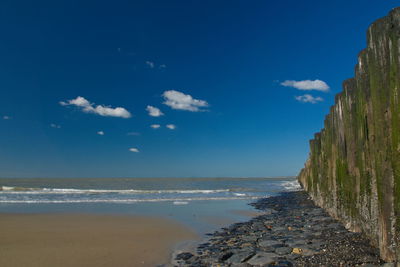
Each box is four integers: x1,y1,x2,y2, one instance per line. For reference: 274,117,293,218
0,213,197,267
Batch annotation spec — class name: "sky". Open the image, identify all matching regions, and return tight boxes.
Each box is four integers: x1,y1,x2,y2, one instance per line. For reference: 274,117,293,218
0,0,399,178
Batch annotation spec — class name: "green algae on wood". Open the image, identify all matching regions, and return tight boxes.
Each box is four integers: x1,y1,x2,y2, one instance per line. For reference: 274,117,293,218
298,7,400,263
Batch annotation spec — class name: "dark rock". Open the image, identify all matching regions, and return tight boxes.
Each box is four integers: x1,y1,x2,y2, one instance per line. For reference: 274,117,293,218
246,252,278,266
230,263,252,267
226,251,256,264
274,247,292,255
270,260,294,267
175,252,194,261
174,192,382,267
242,235,259,242
258,240,282,248
219,251,234,262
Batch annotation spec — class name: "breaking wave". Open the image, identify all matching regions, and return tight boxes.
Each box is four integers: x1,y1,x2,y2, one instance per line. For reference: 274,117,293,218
0,186,230,195
0,196,261,204
0,179,299,204
281,180,302,191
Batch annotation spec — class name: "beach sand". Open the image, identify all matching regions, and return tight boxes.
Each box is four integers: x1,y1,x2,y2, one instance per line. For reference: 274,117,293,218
0,213,197,267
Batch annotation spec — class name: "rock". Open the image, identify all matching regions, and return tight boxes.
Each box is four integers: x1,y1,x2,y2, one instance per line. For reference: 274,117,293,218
299,247,316,256
258,240,282,248
258,245,276,253
219,251,234,261
246,252,278,266
226,251,255,264
286,253,300,260
230,263,252,267
290,246,315,256
175,192,382,267
271,226,286,232
285,240,307,247
271,260,294,267
306,239,323,251
175,252,194,261
291,248,302,254
274,247,292,255
242,235,259,242
241,242,254,248
327,223,343,229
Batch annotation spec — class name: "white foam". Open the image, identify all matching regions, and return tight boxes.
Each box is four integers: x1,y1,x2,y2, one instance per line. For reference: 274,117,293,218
1,186,15,191
0,196,260,204
0,187,230,195
173,201,189,205
281,180,302,191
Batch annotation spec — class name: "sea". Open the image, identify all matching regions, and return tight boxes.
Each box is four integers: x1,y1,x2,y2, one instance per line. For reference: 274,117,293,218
0,177,300,234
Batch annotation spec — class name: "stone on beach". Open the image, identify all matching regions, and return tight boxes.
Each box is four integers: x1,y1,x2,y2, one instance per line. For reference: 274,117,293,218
175,191,383,267
246,252,278,266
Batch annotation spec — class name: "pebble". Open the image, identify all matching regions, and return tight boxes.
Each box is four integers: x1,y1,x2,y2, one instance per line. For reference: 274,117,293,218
258,240,282,248
226,251,255,264
274,247,292,255
174,191,387,267
246,252,278,266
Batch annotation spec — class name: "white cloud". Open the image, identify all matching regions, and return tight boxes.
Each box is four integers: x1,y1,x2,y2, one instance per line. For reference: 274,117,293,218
162,90,208,112
50,123,61,128
3,115,10,120
92,105,131,118
146,105,164,117
60,96,131,118
295,94,323,104
60,96,89,107
129,147,139,153
127,132,140,136
281,79,329,92
97,131,104,135
166,124,176,130
145,61,155,68
150,124,161,129
159,64,166,70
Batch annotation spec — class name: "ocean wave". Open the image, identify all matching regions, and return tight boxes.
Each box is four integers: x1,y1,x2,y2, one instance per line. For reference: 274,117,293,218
281,180,302,191
233,193,247,196
173,201,189,205
0,186,230,195
0,196,261,204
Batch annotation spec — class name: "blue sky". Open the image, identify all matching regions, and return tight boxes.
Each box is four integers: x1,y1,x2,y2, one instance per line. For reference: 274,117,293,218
0,0,398,178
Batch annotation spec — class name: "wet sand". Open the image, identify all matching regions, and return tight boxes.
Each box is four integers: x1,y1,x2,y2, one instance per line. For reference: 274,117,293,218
229,209,268,217
0,213,197,267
